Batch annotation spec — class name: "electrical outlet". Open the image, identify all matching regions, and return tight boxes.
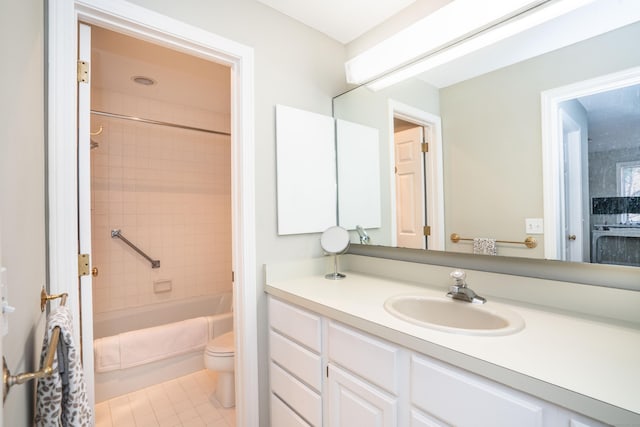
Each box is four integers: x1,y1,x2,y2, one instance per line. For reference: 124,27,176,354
525,218,544,234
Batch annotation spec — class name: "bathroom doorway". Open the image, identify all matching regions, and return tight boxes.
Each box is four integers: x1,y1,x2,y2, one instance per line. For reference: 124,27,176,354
85,23,234,402
542,66,640,266
48,2,257,425
388,100,445,251
393,119,429,249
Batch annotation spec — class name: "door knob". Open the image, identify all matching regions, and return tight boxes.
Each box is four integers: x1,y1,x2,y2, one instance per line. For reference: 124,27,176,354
568,234,576,241
91,267,99,277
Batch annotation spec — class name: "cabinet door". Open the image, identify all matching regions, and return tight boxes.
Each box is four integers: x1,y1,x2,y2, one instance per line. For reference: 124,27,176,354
328,364,397,427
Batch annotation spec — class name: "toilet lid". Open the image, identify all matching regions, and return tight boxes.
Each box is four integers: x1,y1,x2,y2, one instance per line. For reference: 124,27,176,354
206,331,234,355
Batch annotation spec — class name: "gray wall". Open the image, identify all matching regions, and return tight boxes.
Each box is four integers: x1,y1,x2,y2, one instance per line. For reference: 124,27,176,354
1,0,347,425
0,0,47,425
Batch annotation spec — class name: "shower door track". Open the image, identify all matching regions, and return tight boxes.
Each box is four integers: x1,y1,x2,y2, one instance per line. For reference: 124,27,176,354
91,110,231,136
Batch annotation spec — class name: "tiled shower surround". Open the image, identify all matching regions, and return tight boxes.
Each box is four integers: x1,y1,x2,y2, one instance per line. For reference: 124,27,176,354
90,88,231,314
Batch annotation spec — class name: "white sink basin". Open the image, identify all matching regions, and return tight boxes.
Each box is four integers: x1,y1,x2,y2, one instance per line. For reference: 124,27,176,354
384,295,525,336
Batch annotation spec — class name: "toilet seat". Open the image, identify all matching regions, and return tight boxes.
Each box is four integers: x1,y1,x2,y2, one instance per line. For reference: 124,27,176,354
206,331,234,356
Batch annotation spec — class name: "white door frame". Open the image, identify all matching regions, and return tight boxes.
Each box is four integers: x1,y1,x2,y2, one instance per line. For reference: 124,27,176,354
77,22,95,408
387,100,445,250
541,65,640,260
47,1,257,426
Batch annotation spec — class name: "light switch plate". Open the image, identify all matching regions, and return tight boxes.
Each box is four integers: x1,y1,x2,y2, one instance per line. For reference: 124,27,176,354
525,218,544,234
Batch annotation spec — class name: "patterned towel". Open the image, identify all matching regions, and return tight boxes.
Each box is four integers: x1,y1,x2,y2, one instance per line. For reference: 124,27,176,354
473,237,497,256
35,306,92,426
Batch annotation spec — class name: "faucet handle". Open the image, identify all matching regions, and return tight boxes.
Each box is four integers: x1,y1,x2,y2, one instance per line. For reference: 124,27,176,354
449,270,467,286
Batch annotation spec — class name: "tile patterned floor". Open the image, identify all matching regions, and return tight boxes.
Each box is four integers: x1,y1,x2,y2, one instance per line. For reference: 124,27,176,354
95,370,235,427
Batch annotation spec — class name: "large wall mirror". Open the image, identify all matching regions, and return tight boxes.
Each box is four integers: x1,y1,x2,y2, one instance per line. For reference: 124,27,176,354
334,0,640,277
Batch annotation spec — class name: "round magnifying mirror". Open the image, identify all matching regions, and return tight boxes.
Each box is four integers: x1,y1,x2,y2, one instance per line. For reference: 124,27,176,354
320,226,350,280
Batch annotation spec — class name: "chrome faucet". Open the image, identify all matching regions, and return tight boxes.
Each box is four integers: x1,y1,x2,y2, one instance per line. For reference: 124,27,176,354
356,225,370,245
446,270,486,304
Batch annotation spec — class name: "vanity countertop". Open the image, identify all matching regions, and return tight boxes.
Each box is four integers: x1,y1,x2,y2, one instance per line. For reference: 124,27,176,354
265,257,640,425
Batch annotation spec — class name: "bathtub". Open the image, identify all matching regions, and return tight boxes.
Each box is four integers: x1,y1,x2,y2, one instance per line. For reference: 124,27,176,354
93,293,233,402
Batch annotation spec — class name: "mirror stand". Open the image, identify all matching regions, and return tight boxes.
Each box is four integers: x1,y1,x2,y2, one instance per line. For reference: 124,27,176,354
320,226,350,280
326,253,346,280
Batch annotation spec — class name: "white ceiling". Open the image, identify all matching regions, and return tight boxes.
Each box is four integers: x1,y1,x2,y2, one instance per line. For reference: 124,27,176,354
255,0,417,44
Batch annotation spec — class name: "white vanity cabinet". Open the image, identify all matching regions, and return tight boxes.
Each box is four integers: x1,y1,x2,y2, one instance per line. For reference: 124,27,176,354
268,297,610,427
268,297,323,426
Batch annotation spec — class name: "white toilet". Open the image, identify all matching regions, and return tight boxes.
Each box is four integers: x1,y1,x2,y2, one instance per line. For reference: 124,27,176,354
204,331,235,408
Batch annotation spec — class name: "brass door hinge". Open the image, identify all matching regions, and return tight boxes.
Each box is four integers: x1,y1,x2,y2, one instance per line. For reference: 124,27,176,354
423,226,431,236
78,253,90,277
77,60,89,83
421,142,429,153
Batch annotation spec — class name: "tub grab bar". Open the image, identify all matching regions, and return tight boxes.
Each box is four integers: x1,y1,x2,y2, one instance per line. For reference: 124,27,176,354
111,229,161,268
2,289,68,403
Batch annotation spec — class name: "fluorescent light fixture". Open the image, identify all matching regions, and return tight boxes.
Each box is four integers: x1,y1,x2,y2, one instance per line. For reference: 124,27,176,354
345,0,548,85
366,0,595,91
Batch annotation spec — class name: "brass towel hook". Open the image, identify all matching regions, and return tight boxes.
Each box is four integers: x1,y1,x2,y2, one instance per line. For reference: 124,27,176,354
3,288,68,403
90,125,103,136
40,288,67,312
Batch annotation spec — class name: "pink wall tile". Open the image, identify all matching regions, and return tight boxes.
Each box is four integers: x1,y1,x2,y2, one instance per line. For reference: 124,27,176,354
91,89,231,314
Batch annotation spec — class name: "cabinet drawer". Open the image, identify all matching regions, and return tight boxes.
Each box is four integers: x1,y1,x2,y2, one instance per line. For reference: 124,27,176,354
328,322,401,394
411,407,449,427
271,393,312,427
271,362,322,426
411,354,544,427
568,417,609,427
270,329,322,392
269,297,321,352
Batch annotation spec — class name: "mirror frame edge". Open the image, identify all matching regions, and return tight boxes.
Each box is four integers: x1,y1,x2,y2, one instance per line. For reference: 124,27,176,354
348,244,640,291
